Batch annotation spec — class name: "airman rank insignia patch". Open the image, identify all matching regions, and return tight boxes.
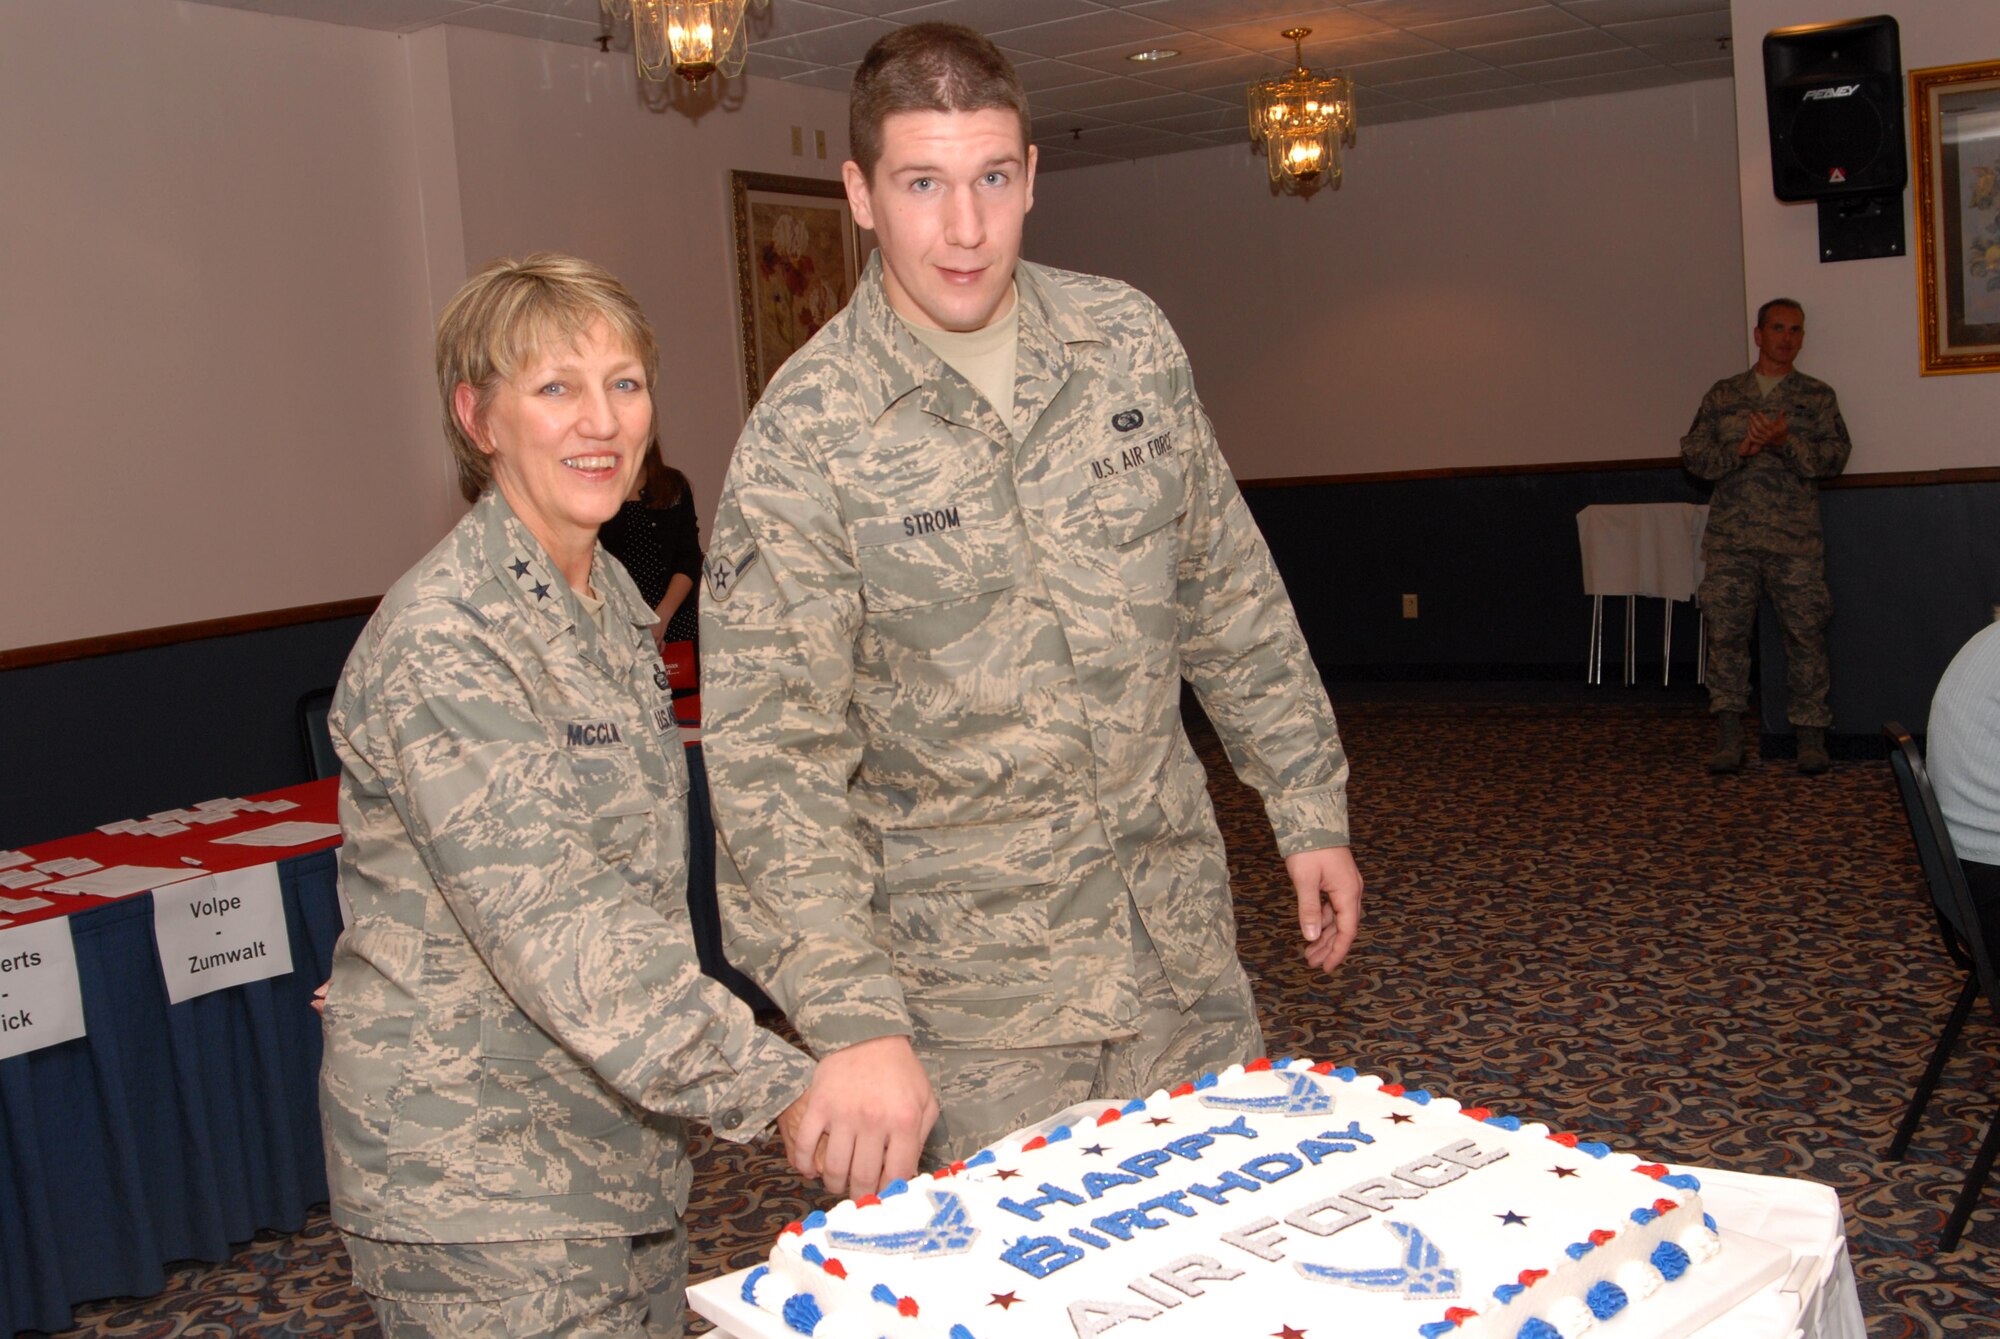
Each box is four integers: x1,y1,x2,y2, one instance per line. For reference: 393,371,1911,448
706,548,758,601
1112,408,1145,433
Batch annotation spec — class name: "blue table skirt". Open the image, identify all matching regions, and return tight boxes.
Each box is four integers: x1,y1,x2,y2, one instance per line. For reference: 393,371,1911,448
1,849,342,1335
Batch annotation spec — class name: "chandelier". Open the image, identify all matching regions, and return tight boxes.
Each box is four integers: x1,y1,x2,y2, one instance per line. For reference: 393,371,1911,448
1246,28,1356,193
602,0,769,86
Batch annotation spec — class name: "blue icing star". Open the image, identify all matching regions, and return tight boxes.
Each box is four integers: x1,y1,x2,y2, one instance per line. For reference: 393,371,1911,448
966,1150,996,1168
948,1326,978,1339
802,1211,828,1229
1122,1098,1147,1114
1407,1089,1433,1105
1333,1067,1358,1081
1702,1213,1717,1232
871,1284,898,1307
1587,1280,1629,1319
1651,1240,1691,1281
1493,1282,1525,1304
1661,1172,1701,1190
781,1292,823,1335
1577,1141,1611,1159
1485,1115,1523,1131
801,1244,824,1265
1565,1240,1595,1261
1629,1206,1659,1225
881,1179,910,1198
1046,1125,1073,1143
1517,1320,1563,1339
1195,1072,1220,1090
1274,1056,1297,1069
741,1265,769,1303
1418,1323,1460,1339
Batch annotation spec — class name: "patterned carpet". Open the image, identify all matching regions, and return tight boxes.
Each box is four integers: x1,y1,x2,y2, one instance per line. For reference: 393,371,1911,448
28,688,1999,1338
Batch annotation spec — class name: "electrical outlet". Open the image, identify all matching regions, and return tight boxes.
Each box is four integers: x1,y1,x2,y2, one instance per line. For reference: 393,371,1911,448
790,126,803,156
1402,594,1419,619
815,129,827,159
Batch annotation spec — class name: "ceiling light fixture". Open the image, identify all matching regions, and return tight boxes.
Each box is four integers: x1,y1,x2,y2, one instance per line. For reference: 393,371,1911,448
1127,48,1181,63
602,0,769,86
1246,27,1356,193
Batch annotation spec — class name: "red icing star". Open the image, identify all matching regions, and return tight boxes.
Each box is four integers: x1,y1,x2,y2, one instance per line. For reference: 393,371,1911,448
1309,1060,1336,1074
994,1168,1022,1181
1097,1108,1124,1126
1444,1307,1479,1324
1247,1057,1274,1072
989,1292,1021,1310
896,1297,920,1317
1022,1136,1048,1151
1548,1132,1581,1148
1462,1107,1492,1121
1273,1326,1306,1339
1379,1083,1406,1096
822,1259,847,1279
1588,1229,1617,1246
1170,1081,1196,1098
1550,1166,1579,1179
1652,1197,1679,1214
854,1194,881,1208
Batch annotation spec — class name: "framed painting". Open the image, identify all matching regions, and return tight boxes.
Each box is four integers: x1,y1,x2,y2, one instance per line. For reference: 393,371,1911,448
1911,60,2000,375
730,170,869,410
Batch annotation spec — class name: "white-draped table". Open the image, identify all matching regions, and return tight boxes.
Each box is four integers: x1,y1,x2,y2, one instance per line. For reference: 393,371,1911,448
1578,502,1710,687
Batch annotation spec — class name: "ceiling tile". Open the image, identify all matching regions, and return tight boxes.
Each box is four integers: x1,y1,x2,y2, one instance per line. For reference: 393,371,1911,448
1419,83,1550,112
1462,27,1622,66
1352,0,1551,24
988,10,1181,61
1357,101,1438,124
1123,0,1353,25
1307,29,1450,67
242,0,479,29
1389,67,1526,99
1124,50,1295,92
1060,122,1199,154
1031,76,1175,112
1058,33,1253,77
1509,44,1653,81
1143,104,1252,133
1554,0,1726,22
748,16,899,63
492,0,603,21
1603,11,1732,45
745,1,878,43
883,0,1100,32
1032,146,1125,172
1202,10,1398,53
446,5,602,43
1344,49,1484,83
1409,8,1585,48
784,64,865,90
1014,59,1110,91
1092,90,1237,122
1633,37,1731,66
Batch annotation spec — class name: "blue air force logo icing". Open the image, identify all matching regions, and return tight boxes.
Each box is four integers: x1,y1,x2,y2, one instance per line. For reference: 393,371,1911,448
1298,1222,1462,1299
825,1191,979,1257
1197,1070,1336,1118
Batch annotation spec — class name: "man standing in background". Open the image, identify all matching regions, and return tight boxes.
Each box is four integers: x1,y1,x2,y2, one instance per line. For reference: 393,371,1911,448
1682,298,1851,775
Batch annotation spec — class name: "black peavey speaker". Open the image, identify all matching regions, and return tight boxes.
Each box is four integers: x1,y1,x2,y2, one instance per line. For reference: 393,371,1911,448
1763,15,1905,202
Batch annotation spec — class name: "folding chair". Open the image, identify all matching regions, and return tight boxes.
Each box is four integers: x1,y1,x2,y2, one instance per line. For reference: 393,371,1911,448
1882,721,2000,1250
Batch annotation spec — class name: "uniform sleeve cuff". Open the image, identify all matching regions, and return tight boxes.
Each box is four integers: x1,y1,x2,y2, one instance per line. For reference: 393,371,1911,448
702,1032,817,1144
1267,785,1349,857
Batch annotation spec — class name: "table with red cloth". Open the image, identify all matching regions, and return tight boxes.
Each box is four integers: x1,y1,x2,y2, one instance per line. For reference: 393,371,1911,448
0,780,343,1336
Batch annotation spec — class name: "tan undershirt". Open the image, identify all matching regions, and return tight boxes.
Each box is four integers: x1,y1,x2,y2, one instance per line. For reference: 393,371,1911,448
904,283,1022,438
1755,371,1786,397
574,584,608,637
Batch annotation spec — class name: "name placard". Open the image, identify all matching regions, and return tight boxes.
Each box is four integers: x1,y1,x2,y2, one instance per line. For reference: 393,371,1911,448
0,918,88,1061
152,864,295,1004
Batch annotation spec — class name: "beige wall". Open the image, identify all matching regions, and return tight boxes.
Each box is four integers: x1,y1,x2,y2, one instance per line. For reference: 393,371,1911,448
1,1,851,651
3,0,445,649
1026,78,1746,482
1730,0,2000,473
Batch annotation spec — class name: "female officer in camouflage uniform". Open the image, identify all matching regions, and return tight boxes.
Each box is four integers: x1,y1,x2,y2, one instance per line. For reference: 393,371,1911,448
319,255,813,1337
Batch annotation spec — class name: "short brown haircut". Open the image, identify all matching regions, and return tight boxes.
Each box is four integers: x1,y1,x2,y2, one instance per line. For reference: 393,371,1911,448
1756,297,1804,328
436,253,658,502
849,23,1031,181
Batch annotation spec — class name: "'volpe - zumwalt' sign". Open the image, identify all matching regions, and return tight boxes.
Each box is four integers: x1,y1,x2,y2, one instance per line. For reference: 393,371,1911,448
0,918,87,1061
152,865,295,1005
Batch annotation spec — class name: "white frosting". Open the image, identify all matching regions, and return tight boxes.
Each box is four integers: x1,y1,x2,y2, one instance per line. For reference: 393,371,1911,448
746,1062,1721,1339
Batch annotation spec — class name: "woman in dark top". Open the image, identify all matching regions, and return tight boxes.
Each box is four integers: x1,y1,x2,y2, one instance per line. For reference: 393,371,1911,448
599,437,702,649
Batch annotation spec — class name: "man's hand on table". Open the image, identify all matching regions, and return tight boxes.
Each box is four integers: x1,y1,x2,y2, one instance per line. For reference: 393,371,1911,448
1288,846,1364,976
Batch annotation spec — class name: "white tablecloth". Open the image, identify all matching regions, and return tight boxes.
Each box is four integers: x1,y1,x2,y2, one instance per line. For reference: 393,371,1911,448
688,1162,1863,1339
1579,502,1710,602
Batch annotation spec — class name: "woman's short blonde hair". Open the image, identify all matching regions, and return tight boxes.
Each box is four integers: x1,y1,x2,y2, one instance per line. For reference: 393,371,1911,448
436,253,659,502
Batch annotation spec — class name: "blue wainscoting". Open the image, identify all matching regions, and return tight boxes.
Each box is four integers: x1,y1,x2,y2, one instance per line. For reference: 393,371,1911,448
1243,466,2000,750
0,615,369,849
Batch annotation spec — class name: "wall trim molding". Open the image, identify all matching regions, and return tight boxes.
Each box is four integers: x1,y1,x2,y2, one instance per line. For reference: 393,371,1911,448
1241,460,2000,490
1,597,381,672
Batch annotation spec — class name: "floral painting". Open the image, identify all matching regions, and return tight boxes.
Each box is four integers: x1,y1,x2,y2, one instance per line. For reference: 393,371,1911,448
731,172,867,409
1912,61,2000,374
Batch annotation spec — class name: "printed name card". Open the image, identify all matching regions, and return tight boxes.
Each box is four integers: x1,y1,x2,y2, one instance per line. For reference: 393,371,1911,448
152,864,295,1004
0,918,88,1061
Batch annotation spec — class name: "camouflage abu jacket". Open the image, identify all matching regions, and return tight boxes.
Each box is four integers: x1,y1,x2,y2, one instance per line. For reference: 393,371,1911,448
1681,368,1851,557
322,488,811,1244
701,256,1349,1057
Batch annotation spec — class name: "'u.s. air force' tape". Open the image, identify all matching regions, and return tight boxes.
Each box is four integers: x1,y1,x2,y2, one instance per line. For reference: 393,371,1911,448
705,548,759,601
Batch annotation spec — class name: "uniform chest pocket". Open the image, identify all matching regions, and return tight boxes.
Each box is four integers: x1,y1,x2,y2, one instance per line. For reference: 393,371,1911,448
1089,455,1185,549
852,517,1021,613
566,740,661,861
